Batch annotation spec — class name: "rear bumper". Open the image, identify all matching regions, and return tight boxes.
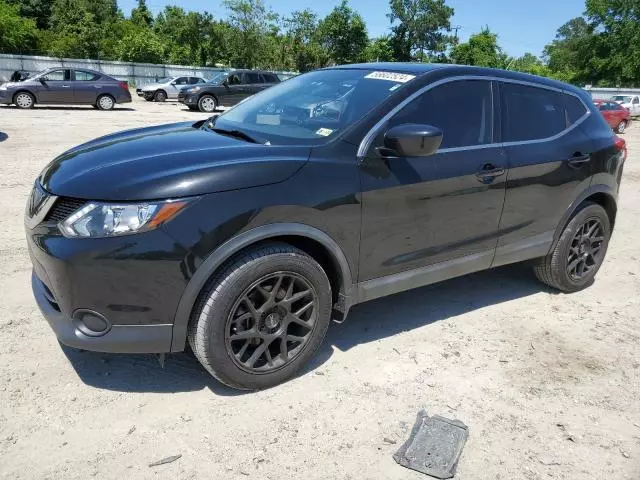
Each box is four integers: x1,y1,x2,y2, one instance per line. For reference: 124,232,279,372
32,272,173,353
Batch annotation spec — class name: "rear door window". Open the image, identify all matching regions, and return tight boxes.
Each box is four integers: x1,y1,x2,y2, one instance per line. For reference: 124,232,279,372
502,83,566,142
389,79,494,149
74,71,100,81
262,73,279,83
247,73,262,84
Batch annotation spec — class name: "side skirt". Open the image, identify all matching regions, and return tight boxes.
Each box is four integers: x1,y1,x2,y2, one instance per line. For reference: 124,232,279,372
354,250,494,304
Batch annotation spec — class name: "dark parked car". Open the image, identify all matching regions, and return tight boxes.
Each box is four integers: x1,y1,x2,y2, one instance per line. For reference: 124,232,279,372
26,63,626,390
595,99,631,133
178,69,280,112
0,68,131,110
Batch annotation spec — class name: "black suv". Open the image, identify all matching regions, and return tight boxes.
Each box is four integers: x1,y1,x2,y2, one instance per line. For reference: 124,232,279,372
178,69,280,112
26,63,626,390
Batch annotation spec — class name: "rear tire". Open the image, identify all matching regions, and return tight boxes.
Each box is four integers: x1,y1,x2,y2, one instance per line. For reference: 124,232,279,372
188,243,332,390
198,95,217,113
615,120,627,134
14,91,35,109
96,94,115,111
534,203,610,292
154,90,167,102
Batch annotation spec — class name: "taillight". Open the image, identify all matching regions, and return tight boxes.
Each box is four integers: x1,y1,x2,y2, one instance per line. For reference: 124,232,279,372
615,136,627,161
119,81,129,91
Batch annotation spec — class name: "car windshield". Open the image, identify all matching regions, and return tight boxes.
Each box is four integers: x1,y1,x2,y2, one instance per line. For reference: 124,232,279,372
212,68,417,145
207,72,228,84
612,96,632,102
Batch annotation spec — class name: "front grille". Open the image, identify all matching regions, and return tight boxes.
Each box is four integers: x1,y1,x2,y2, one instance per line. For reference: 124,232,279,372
44,197,86,223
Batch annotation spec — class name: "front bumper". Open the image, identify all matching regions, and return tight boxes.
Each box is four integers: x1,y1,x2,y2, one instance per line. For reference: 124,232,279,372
0,89,11,104
32,272,173,353
26,203,193,353
179,93,198,105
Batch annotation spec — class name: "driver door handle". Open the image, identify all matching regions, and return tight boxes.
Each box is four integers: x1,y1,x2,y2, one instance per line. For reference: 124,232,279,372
475,164,505,183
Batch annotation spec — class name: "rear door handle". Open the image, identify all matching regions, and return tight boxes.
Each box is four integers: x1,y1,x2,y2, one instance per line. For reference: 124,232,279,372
61,85,71,88
475,164,505,184
567,153,591,167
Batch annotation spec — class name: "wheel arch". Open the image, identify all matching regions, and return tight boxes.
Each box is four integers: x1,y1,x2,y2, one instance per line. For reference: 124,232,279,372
551,185,617,251
13,89,36,104
170,223,354,352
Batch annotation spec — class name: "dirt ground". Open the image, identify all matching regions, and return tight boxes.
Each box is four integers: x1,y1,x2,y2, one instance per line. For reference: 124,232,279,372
0,97,638,480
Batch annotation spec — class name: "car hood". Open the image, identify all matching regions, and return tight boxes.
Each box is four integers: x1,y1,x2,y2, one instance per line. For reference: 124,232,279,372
39,122,310,201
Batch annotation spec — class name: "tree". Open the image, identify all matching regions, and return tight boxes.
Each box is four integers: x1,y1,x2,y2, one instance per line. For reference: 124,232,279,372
118,26,164,63
450,27,508,68
131,0,153,28
0,0,40,53
48,0,102,58
388,0,454,62
509,52,552,77
6,0,53,30
282,9,327,72
316,1,368,65
223,0,276,68
543,17,591,84
364,36,395,62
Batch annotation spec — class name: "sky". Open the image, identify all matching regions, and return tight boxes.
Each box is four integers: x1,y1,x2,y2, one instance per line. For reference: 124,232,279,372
118,0,587,57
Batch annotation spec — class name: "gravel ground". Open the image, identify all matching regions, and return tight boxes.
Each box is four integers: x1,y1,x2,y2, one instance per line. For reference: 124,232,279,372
0,97,638,480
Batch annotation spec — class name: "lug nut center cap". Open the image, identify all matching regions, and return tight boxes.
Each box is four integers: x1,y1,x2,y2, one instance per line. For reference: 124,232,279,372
264,313,280,330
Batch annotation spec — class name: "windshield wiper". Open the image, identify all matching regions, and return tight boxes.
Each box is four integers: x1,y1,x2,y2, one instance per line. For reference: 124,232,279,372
207,124,270,145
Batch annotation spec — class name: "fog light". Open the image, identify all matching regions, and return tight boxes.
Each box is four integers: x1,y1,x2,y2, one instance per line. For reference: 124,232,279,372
72,309,111,337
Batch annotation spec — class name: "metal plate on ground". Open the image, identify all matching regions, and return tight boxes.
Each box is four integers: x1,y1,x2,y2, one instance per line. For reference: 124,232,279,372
393,410,468,479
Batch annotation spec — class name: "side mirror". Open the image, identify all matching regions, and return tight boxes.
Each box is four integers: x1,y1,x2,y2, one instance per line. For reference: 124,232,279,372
170,81,177,86
382,123,443,157
222,79,229,87
39,78,46,85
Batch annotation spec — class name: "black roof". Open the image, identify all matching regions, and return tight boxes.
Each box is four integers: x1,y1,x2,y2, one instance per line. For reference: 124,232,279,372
331,62,581,95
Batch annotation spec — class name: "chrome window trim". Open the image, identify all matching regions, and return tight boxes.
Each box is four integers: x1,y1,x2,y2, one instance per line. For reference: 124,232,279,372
357,75,592,158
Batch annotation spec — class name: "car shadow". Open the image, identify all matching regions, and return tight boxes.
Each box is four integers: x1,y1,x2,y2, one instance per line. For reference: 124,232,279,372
0,105,135,111
62,264,548,395
0,132,7,142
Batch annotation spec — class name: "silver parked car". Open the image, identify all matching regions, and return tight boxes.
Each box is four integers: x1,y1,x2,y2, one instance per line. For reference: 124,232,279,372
0,68,132,110
136,76,207,102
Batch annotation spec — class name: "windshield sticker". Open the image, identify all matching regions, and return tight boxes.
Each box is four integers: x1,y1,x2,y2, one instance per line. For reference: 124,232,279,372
365,71,416,83
256,114,280,125
316,128,334,137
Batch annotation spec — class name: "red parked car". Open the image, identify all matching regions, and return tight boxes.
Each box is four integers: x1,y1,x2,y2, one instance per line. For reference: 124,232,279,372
595,100,630,134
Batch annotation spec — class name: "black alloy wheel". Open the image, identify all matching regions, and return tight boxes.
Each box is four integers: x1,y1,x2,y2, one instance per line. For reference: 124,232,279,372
225,272,319,373
188,243,332,390
534,202,610,292
566,218,605,281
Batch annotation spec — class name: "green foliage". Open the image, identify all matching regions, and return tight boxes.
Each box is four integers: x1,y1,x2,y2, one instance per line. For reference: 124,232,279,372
7,0,53,30
2,0,639,86
118,24,164,63
316,1,368,65
388,0,454,61
0,0,40,53
364,36,395,62
451,27,508,68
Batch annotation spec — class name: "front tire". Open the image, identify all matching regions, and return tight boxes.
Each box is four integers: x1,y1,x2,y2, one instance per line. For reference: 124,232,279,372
14,91,35,109
615,120,627,134
188,243,332,390
534,203,610,292
198,95,217,113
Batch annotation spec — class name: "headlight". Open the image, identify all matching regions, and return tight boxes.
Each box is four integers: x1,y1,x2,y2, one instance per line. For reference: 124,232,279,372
189,87,201,93
59,200,188,238
0,85,7,90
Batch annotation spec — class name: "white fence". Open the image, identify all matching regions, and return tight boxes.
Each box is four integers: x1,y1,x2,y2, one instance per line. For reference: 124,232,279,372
0,54,229,86
586,86,640,100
